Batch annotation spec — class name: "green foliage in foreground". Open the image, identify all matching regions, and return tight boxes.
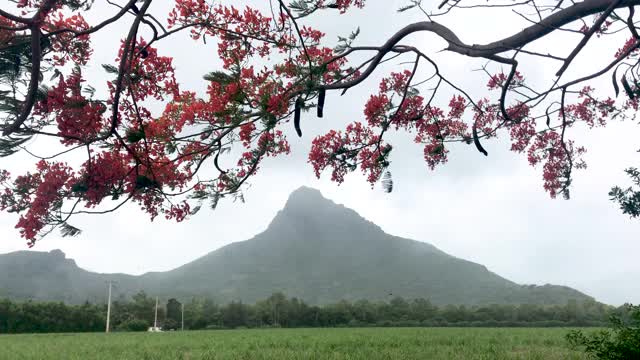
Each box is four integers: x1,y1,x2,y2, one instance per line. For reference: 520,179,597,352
0,327,593,360
567,304,640,359
610,167,640,218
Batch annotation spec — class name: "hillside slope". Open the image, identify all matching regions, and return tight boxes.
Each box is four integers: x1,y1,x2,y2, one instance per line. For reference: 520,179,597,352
0,187,592,305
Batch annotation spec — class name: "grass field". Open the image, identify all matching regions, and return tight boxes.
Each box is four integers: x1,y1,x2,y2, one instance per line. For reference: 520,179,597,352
0,327,593,360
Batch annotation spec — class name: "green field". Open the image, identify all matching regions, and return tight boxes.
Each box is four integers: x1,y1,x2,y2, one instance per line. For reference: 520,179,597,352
0,327,593,360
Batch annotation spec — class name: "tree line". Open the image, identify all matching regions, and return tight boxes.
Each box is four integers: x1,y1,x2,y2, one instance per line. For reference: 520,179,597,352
1,292,633,334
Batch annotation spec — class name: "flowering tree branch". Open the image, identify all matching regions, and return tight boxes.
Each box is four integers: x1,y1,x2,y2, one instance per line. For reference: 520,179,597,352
0,0,639,245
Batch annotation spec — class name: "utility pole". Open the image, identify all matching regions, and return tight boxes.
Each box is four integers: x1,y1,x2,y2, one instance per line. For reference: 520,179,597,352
105,280,114,333
154,296,159,329
181,303,184,331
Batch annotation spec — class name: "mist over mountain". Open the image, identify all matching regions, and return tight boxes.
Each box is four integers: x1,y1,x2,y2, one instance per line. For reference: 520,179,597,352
0,187,592,305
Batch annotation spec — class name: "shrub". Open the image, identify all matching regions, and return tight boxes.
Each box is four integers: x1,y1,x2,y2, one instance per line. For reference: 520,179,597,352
163,319,179,331
567,304,640,359
117,319,149,332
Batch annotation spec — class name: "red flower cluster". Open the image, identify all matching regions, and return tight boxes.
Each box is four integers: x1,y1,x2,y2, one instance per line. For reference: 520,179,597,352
165,201,191,222
45,12,92,66
527,131,586,198
169,4,290,68
579,20,611,36
615,37,639,58
5,161,73,243
564,87,615,128
232,130,291,181
309,122,388,184
110,39,179,104
14,0,64,15
35,68,106,144
317,0,366,13
312,72,471,183
487,71,525,90
509,119,537,153
0,18,17,45
472,99,500,138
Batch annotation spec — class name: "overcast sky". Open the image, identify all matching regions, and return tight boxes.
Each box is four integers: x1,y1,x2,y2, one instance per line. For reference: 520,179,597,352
1,1,638,306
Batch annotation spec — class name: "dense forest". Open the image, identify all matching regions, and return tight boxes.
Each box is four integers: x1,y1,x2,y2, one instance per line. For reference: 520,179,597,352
1,292,633,334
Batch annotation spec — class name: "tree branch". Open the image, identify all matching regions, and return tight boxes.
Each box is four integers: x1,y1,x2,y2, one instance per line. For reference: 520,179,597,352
323,0,640,92
555,0,623,77
2,25,41,136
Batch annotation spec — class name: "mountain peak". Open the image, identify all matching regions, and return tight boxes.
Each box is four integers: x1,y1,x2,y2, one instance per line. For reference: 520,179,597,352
283,186,330,210
49,249,66,259
288,186,324,199
265,186,384,241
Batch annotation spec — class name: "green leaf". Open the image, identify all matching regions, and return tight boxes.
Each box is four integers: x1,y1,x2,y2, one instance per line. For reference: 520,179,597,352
398,4,417,12
203,71,235,84
349,27,361,40
60,223,82,237
210,193,222,210
0,136,31,157
430,144,444,155
135,175,159,190
126,128,145,143
71,182,89,193
83,85,96,98
102,64,119,74
65,99,89,109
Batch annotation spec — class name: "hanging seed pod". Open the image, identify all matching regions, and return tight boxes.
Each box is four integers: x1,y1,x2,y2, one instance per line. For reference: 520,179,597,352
317,88,326,118
472,123,488,156
381,171,393,193
546,107,552,128
622,75,635,100
294,97,303,137
612,67,620,97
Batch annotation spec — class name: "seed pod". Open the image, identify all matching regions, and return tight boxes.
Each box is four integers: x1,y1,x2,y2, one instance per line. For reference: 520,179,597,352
317,88,326,118
294,97,303,137
472,123,488,157
612,67,620,98
381,171,393,193
545,107,551,128
622,75,635,100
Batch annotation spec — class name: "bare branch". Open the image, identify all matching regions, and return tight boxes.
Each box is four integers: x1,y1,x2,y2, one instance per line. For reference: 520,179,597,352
556,0,623,77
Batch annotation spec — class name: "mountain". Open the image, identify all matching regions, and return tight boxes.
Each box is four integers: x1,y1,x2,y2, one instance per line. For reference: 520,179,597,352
0,187,593,305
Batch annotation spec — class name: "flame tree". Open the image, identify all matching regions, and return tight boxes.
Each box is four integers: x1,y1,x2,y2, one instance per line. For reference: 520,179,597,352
1,0,639,246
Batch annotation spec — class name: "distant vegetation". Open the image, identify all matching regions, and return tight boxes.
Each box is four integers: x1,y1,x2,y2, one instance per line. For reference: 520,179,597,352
0,292,632,334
